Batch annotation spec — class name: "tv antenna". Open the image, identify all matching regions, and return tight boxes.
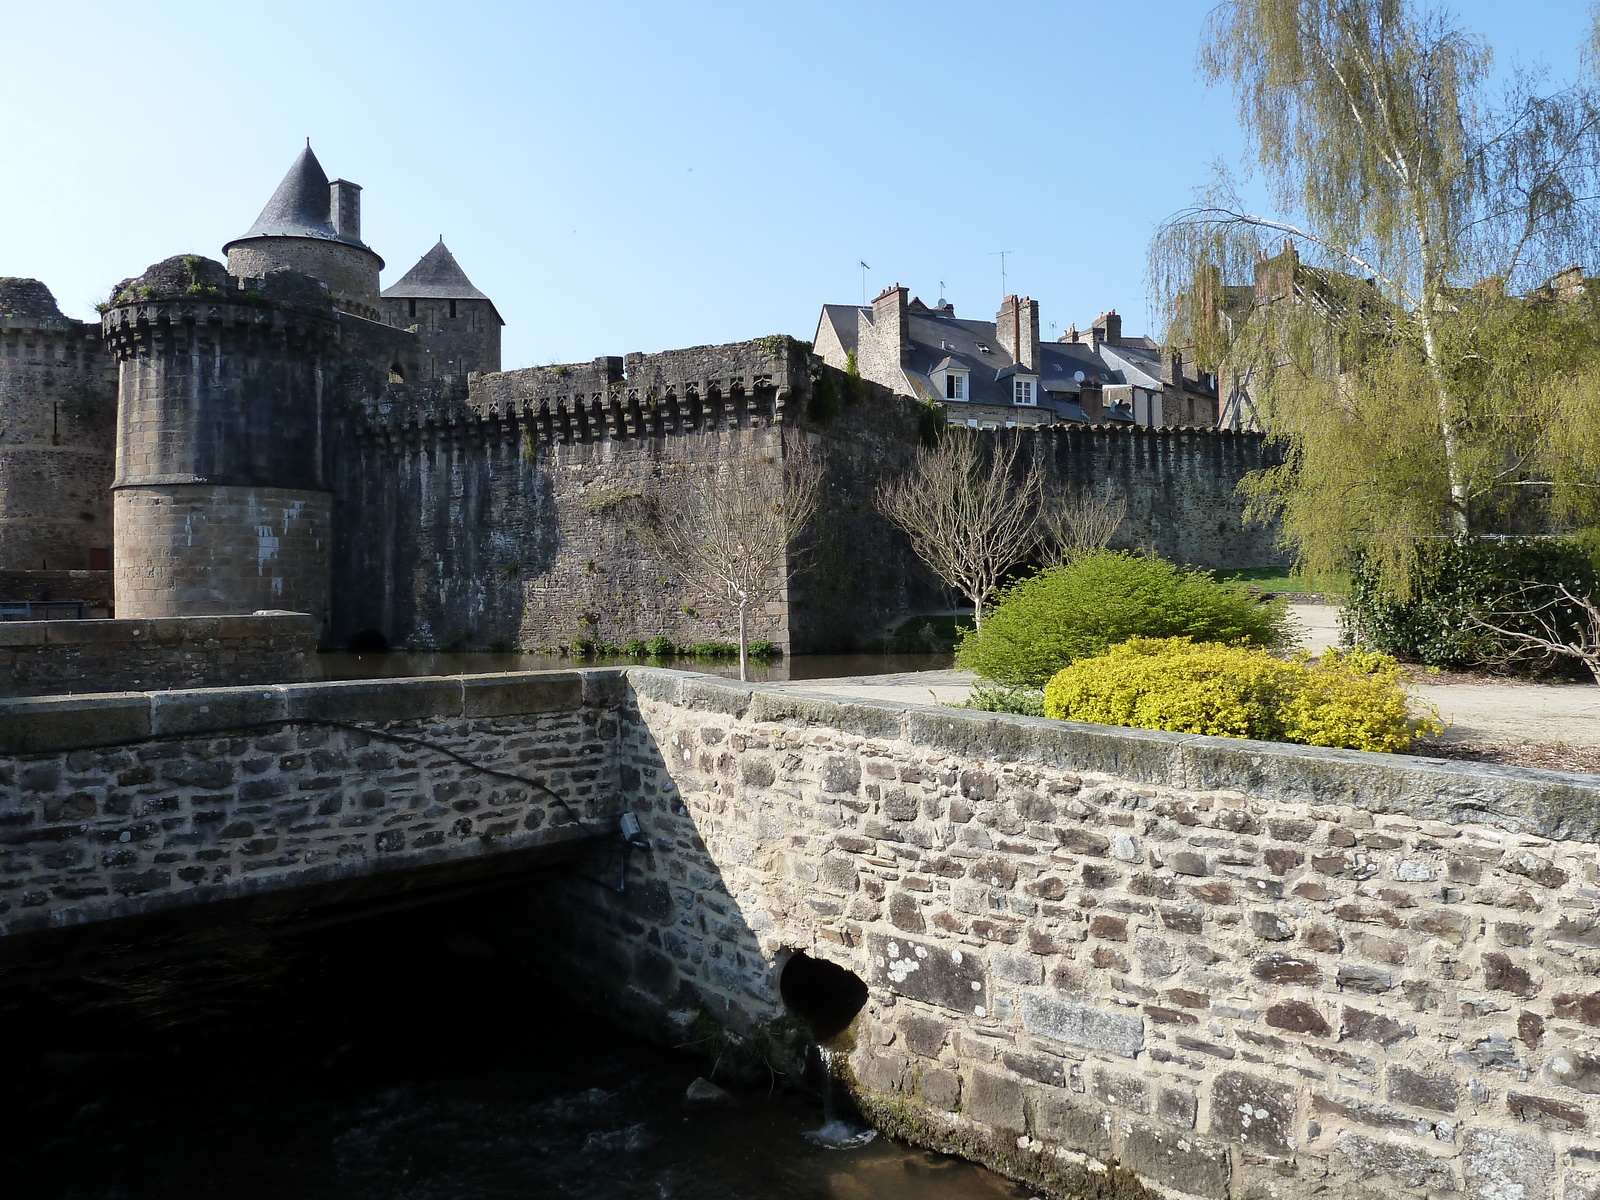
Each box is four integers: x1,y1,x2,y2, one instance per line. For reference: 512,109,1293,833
988,250,1015,299
859,261,871,305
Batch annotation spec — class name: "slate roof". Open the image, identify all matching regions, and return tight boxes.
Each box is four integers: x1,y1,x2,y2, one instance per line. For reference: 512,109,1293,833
225,146,378,257
381,241,503,325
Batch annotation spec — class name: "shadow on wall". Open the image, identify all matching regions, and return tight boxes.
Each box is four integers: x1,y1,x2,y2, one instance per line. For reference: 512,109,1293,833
506,667,1600,1200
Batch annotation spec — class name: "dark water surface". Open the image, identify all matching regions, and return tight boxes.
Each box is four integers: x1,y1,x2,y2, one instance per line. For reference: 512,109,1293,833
315,652,954,683
0,894,1027,1200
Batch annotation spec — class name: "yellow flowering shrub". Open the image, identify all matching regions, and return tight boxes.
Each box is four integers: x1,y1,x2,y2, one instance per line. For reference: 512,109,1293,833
1042,638,1442,752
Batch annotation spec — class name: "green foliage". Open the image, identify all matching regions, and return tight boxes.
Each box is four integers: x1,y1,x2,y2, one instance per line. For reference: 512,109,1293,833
581,486,645,514
1345,536,1599,677
956,552,1290,687
687,641,739,659
964,683,1046,716
1153,1,1600,589
566,638,593,658
645,635,675,657
884,613,965,653
624,639,648,657
595,642,622,657
844,349,860,378
746,640,781,660
1043,638,1441,752
1217,566,1345,595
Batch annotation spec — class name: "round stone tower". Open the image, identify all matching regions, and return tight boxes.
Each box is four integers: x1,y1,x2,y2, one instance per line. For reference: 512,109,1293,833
103,256,338,626
222,144,385,321
0,279,115,571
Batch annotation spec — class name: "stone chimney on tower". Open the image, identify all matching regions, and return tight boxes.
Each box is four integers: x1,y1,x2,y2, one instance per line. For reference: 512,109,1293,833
996,295,1040,370
330,179,362,242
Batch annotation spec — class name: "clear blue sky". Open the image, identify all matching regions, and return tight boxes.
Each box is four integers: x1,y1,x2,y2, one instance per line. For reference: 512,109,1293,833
0,1,1592,368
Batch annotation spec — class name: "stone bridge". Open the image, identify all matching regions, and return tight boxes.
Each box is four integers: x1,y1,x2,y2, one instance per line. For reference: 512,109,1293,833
6,666,1600,1200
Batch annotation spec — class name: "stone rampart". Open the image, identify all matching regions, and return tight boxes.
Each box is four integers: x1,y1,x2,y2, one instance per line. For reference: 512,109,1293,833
525,668,1600,1200
0,613,317,697
0,670,620,944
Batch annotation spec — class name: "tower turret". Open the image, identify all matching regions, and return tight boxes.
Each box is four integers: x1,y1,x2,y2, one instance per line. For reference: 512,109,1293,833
0,279,115,572
380,240,503,379
103,256,339,627
223,145,385,320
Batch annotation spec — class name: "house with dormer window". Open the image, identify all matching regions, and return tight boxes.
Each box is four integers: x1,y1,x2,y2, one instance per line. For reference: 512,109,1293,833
813,286,1219,429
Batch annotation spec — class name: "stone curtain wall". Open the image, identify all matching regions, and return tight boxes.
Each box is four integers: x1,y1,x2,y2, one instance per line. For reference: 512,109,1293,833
534,668,1600,1200
333,340,1284,655
0,671,620,942
0,613,317,697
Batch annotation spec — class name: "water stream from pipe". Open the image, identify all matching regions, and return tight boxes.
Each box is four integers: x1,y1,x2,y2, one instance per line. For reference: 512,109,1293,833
802,1045,877,1150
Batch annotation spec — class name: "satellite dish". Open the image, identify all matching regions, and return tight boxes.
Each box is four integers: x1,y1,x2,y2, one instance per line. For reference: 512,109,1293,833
1073,371,1086,383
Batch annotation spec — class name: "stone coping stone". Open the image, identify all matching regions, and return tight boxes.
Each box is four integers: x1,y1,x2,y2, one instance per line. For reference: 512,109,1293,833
0,612,316,648
622,667,1600,843
0,669,619,753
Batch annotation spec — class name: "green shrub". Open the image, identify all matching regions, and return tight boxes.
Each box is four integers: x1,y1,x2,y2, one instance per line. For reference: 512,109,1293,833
645,635,675,657
957,552,1290,687
688,641,739,659
1042,638,1440,752
1345,536,1599,678
624,639,648,657
747,641,782,660
964,683,1046,716
595,642,622,657
566,638,593,658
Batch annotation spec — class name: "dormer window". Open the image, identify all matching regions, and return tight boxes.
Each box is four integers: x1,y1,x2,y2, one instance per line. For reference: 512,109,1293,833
1014,378,1035,405
946,373,965,400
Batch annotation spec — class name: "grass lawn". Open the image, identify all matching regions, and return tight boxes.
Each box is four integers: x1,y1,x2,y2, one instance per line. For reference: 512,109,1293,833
1217,566,1348,596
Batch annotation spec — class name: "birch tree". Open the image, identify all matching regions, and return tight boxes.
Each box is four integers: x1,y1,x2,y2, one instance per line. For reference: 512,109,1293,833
877,431,1042,629
652,436,823,682
1152,0,1600,590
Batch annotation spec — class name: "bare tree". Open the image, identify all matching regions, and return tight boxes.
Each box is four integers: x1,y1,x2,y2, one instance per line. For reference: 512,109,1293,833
1470,584,1600,684
651,435,824,681
1039,486,1127,566
877,431,1042,630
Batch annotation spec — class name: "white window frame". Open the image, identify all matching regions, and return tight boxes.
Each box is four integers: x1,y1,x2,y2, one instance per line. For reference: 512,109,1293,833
946,371,967,400
1013,377,1036,406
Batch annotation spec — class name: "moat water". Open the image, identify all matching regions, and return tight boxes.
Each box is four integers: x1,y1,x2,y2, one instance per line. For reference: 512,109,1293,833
0,893,1027,1200
316,651,955,683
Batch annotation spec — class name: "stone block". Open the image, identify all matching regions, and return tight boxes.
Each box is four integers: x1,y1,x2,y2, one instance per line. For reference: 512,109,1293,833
993,950,1043,985
919,1066,960,1110
900,1014,949,1058
868,933,987,1016
1330,1132,1455,1193
965,1069,1026,1132
461,672,583,717
1386,1065,1459,1113
1092,1069,1149,1114
1463,1128,1553,1200
1543,1047,1600,1094
0,693,151,753
1022,994,1144,1059
1119,1122,1229,1199
1266,1000,1331,1037
1032,1092,1112,1158
1158,1086,1198,1128
1507,1092,1587,1130
284,677,463,724
150,685,287,736
1210,1070,1297,1157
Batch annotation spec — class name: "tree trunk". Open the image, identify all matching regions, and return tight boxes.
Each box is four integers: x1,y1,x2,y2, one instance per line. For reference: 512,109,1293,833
1415,297,1471,537
738,604,748,682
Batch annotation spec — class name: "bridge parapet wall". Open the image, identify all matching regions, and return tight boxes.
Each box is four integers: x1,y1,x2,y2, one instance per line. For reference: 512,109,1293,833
534,667,1600,1200
0,670,623,944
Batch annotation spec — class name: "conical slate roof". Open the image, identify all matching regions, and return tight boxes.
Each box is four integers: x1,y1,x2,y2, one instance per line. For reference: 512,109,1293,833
226,145,372,251
382,241,503,325
382,240,491,301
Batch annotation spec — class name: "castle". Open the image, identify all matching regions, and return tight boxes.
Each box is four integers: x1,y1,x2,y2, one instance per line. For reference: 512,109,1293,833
0,147,1284,658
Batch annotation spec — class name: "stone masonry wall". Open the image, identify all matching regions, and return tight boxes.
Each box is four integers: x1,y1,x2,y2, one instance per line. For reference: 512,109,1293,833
0,613,317,697
0,670,620,942
527,668,1600,1200
0,316,116,571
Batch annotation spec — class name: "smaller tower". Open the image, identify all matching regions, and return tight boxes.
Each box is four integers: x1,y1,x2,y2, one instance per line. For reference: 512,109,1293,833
380,241,503,380
223,145,385,319
0,280,115,572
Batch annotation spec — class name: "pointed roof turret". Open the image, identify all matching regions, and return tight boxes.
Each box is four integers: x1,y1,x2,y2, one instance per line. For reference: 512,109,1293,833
382,240,502,323
224,143,378,257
